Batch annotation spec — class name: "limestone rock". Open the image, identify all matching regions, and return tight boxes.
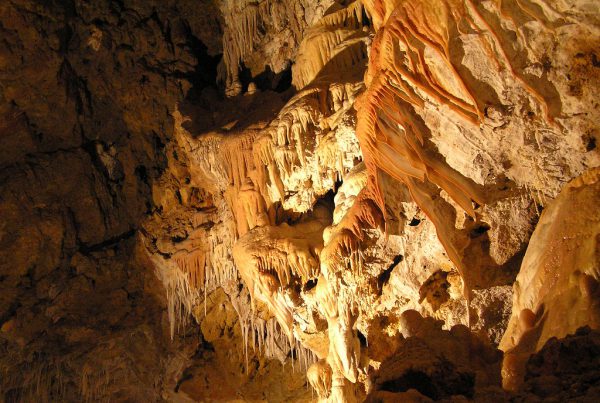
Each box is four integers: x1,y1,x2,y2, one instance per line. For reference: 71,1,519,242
2,0,600,401
500,168,600,390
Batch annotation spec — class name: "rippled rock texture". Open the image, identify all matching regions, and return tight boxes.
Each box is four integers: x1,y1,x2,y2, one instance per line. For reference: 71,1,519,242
1,0,599,402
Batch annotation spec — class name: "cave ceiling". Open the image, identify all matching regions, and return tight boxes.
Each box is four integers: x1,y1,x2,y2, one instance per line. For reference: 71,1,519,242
1,0,599,402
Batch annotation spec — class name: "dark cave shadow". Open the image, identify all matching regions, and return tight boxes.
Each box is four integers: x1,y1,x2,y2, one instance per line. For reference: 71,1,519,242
240,63,293,93
180,61,296,136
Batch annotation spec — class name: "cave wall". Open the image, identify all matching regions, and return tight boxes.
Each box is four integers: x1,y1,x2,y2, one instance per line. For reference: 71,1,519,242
0,0,222,400
1,0,600,402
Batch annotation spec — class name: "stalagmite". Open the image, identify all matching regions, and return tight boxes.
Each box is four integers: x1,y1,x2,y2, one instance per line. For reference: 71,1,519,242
308,360,333,400
500,168,600,390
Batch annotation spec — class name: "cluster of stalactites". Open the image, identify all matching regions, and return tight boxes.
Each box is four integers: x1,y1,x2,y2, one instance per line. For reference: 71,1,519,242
312,188,385,389
307,360,333,400
220,0,306,94
216,130,275,237
220,1,263,90
173,68,364,353
270,86,361,202
269,89,323,176
165,243,237,338
232,216,328,338
211,83,363,239
234,312,319,374
172,1,377,390
171,226,237,292
201,96,323,238
321,194,382,277
152,256,199,340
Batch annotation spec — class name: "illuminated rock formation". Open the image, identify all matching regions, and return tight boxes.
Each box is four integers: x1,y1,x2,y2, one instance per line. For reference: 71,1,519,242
500,167,600,391
357,0,598,304
1,0,599,401
142,0,600,400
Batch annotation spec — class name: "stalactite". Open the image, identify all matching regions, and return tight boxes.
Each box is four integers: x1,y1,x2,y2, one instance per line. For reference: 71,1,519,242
232,307,318,375
351,0,563,319
233,214,329,339
219,0,313,93
292,1,370,90
146,248,200,340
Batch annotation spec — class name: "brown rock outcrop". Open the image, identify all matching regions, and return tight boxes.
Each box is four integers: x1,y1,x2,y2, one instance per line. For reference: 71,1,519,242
1,0,599,401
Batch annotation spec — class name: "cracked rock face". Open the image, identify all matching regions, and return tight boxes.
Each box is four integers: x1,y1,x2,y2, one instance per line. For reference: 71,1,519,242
1,0,600,402
0,0,221,400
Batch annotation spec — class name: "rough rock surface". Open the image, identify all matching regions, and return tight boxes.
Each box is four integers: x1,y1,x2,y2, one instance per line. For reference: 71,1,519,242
1,0,599,402
518,326,600,402
0,0,223,401
500,167,600,391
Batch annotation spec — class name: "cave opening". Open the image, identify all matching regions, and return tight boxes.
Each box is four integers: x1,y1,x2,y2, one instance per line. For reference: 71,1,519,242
303,278,318,292
183,44,221,103
377,254,403,292
251,64,293,93
380,371,438,399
